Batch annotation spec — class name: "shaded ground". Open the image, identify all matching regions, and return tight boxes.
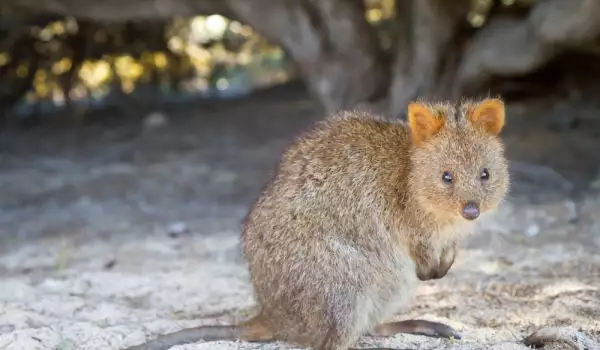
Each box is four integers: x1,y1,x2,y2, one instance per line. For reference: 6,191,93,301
1,83,599,349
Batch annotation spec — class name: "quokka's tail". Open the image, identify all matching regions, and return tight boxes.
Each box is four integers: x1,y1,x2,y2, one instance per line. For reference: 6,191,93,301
123,315,274,350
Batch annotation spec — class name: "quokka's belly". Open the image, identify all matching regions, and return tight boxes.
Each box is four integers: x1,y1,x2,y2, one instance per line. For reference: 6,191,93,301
353,258,418,335
378,258,419,322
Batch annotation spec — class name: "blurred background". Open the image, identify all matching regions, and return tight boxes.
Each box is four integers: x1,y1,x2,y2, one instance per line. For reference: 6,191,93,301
3,0,600,124
0,1,599,349
2,0,600,238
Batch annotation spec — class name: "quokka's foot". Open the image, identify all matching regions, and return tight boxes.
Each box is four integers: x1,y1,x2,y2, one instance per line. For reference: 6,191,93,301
370,319,461,339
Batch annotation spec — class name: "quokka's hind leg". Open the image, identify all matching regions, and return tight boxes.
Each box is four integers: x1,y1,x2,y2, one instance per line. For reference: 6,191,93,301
122,314,274,350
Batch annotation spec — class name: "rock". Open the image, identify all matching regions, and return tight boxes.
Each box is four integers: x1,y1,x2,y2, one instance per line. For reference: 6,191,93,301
167,222,190,238
546,101,579,131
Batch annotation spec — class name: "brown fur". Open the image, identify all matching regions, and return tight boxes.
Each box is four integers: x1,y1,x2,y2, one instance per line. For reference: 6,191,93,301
123,98,510,350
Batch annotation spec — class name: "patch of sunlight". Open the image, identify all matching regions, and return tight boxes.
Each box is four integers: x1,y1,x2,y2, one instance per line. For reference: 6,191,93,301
115,55,144,80
121,80,135,94
238,51,252,65
191,60,212,77
34,70,49,96
190,17,208,43
470,0,493,14
65,17,79,34
35,81,49,98
209,43,231,63
0,53,9,66
468,12,486,28
366,8,383,23
380,0,395,18
187,48,213,76
153,52,168,69
168,37,185,53
205,15,229,39
34,69,47,80
16,64,29,78
50,21,66,36
36,79,62,101
365,0,394,20
182,76,209,92
216,78,229,90
52,89,66,105
38,27,54,41
229,21,253,37
501,0,516,5
7,12,294,108
52,57,72,75
191,15,229,43
79,60,111,88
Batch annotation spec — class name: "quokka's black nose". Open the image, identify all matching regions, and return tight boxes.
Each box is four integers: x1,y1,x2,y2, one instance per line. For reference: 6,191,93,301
462,201,480,220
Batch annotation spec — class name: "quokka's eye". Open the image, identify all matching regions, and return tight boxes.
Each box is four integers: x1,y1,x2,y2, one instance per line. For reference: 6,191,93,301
481,168,490,180
442,171,453,184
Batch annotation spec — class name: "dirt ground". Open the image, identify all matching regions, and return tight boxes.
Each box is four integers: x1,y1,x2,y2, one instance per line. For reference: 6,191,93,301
1,83,599,350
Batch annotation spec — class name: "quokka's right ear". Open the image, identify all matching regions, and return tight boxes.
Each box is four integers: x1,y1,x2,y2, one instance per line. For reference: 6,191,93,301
468,98,505,135
408,102,444,146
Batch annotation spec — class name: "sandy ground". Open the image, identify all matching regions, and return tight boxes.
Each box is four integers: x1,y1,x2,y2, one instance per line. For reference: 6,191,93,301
1,85,600,349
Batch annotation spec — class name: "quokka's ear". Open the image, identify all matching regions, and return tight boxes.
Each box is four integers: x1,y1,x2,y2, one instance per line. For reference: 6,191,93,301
408,102,445,146
468,98,505,135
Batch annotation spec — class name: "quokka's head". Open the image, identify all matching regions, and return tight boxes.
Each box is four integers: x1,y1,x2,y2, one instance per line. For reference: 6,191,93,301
407,98,510,222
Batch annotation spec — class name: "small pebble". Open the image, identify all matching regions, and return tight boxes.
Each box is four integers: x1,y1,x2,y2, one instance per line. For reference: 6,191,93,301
525,225,540,237
167,222,190,237
103,259,117,270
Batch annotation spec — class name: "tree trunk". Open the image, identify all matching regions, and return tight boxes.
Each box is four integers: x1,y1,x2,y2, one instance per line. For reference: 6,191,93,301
226,0,389,114
387,0,471,118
